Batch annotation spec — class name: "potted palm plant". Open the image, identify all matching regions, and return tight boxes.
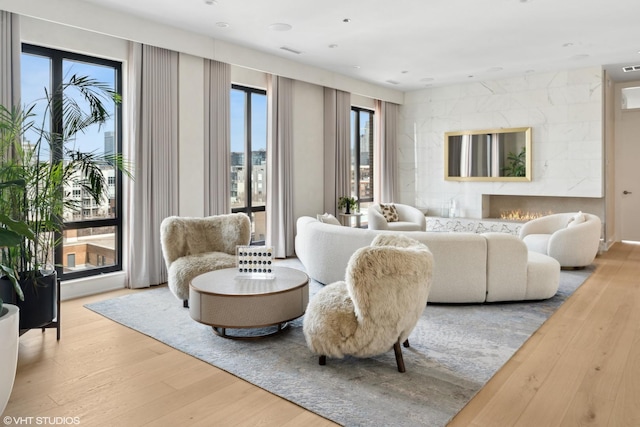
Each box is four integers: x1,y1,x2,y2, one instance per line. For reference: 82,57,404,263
0,74,128,330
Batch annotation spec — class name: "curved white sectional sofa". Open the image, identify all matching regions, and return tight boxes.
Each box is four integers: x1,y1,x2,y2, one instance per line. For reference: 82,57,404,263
295,216,560,303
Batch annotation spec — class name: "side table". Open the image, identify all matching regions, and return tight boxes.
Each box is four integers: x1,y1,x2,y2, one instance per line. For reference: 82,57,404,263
338,212,363,227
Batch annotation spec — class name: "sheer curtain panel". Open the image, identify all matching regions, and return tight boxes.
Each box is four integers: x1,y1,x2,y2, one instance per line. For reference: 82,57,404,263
127,43,179,288
374,100,399,203
266,75,294,258
323,87,351,215
0,11,20,111
203,59,231,215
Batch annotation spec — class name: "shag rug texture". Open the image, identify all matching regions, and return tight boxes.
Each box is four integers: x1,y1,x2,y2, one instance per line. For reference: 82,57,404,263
85,259,593,427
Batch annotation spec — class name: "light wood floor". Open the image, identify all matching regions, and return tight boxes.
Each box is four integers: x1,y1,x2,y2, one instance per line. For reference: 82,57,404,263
3,242,639,426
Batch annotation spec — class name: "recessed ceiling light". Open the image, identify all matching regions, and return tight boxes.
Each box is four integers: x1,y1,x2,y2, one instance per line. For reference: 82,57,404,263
269,23,292,31
216,22,230,28
328,44,338,49
204,0,217,5
385,79,400,85
343,18,351,23
352,65,361,69
401,70,409,74
562,42,574,48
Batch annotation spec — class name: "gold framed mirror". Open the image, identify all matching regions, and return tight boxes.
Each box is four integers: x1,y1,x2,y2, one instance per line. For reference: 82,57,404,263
444,127,532,181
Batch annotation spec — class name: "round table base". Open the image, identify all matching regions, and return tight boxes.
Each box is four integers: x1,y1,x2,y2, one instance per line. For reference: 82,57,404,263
211,322,290,340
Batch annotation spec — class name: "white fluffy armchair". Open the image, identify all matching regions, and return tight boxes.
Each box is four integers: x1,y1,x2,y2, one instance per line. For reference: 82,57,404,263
368,203,426,231
302,234,433,372
160,213,251,305
519,212,601,268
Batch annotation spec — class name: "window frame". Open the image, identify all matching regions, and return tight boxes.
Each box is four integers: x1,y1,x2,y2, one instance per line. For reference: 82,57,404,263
21,44,124,280
230,84,267,244
351,106,375,210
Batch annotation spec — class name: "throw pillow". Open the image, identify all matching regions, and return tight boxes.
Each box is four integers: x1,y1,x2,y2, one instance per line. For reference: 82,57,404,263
379,203,399,222
317,213,341,226
567,211,586,228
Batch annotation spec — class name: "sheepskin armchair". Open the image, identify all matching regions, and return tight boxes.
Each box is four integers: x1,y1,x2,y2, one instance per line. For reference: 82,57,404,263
302,234,433,372
160,213,251,305
519,212,601,268
368,203,426,231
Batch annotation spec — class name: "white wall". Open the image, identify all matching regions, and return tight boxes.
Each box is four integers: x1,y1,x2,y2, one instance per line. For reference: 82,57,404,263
178,53,206,217
399,67,604,218
292,80,325,220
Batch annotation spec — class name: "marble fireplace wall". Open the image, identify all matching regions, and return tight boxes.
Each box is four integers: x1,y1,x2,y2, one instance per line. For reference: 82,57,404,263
398,66,604,219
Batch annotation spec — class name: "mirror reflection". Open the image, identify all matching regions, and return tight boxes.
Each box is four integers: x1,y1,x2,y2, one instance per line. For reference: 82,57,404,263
445,127,531,181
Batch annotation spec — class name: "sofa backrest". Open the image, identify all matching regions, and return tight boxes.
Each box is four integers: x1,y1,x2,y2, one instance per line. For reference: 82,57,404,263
295,216,491,303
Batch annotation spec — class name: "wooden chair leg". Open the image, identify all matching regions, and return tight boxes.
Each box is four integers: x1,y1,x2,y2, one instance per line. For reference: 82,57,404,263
183,299,189,308
393,341,406,373
403,339,410,348
319,355,326,366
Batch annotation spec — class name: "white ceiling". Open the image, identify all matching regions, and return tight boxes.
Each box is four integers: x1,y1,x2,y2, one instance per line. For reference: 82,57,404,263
79,0,640,91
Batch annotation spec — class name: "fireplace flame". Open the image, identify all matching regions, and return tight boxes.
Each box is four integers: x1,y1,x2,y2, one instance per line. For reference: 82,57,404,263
500,209,552,221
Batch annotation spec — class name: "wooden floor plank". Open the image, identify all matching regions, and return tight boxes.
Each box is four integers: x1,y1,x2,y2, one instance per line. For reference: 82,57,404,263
559,285,639,426
450,242,640,426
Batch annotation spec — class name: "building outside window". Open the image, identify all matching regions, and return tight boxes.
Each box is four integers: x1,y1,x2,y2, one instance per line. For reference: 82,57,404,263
21,44,123,280
350,107,375,223
230,84,267,243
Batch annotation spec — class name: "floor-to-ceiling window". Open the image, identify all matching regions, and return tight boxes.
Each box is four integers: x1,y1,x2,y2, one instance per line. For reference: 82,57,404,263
21,44,123,280
351,107,374,220
230,84,267,243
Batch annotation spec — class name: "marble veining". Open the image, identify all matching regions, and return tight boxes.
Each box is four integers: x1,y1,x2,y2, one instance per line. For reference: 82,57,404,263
398,66,603,217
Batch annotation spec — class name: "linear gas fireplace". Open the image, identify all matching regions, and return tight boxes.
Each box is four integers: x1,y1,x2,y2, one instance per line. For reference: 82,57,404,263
482,195,604,221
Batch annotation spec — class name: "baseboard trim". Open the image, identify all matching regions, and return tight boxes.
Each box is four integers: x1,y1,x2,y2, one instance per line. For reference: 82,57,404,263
61,272,126,301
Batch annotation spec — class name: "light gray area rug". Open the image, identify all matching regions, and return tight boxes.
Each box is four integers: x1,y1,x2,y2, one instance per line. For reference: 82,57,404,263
85,260,593,427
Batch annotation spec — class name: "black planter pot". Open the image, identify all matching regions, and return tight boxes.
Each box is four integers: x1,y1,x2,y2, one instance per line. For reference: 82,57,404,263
0,271,57,330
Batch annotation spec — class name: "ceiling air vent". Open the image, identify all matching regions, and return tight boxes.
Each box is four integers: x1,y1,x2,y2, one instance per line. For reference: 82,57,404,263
622,65,640,73
280,46,302,55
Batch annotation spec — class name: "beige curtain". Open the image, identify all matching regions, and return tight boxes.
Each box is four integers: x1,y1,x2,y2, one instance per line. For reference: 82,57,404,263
323,87,351,215
203,59,231,215
0,11,20,110
266,75,294,258
127,43,179,288
490,133,501,177
374,100,399,203
461,134,473,177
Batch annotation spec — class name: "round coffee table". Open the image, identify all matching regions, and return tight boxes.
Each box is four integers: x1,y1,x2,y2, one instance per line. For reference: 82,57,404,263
189,266,309,339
